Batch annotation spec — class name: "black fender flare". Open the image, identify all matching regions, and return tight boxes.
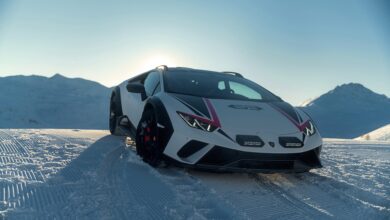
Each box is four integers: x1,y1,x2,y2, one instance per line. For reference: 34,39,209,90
111,86,123,116
142,96,174,150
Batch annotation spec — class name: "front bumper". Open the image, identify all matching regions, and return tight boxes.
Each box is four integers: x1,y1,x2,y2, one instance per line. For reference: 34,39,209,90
169,146,322,173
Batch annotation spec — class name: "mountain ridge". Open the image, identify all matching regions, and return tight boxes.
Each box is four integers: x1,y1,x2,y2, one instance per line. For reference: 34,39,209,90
301,83,390,138
0,73,111,129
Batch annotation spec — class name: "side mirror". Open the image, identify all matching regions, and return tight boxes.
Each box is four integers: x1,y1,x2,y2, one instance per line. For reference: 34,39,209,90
126,82,147,100
127,82,144,93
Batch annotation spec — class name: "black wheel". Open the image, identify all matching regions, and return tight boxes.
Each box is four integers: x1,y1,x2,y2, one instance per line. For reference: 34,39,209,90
109,92,121,135
136,108,163,167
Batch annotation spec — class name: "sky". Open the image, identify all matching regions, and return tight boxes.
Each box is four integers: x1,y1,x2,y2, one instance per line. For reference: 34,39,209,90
0,0,389,105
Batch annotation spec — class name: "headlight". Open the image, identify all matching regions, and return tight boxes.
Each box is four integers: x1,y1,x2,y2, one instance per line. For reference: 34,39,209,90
302,120,316,136
177,111,218,132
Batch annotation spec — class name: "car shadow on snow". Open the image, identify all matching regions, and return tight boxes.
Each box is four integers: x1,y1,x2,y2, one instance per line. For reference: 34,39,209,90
7,135,238,220
5,135,123,219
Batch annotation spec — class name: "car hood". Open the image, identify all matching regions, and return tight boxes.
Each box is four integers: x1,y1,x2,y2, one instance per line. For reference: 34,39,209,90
171,94,306,136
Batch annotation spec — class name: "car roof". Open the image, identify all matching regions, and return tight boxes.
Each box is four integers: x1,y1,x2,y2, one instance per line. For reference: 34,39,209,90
155,66,244,78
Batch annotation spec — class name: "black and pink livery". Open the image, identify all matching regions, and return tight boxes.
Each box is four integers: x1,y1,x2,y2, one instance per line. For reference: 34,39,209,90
109,66,322,172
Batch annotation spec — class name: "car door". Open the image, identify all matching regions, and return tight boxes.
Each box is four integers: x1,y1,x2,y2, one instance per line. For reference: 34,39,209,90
123,71,161,127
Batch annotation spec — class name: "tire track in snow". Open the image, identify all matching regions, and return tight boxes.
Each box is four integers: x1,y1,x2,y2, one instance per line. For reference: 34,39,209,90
155,167,242,219
0,129,99,219
190,171,323,219
190,141,390,219
0,130,43,216
108,148,174,219
307,172,389,213
98,141,242,219
252,174,332,218
0,130,30,157
318,143,390,202
0,130,388,219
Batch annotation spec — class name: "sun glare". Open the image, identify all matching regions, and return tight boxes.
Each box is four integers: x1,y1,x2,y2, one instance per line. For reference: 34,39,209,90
137,54,178,72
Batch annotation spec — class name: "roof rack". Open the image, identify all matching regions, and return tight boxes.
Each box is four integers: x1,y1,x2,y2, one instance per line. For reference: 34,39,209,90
155,65,168,71
221,71,244,78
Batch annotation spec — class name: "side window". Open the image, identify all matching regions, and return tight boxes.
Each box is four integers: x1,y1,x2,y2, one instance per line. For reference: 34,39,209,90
218,81,226,90
144,71,160,97
229,81,262,100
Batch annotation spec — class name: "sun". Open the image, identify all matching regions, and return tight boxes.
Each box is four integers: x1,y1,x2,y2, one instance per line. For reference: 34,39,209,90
137,54,178,72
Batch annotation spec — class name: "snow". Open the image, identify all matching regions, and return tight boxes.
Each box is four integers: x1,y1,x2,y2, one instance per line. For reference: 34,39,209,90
301,83,390,138
299,98,315,107
0,74,110,129
0,129,389,219
356,124,390,141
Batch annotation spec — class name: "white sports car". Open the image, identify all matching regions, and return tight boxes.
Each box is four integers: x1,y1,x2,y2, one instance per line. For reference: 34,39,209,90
110,66,322,172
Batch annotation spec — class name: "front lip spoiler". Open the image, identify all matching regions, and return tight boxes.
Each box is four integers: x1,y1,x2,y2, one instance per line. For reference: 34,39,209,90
165,160,322,174
191,163,321,173
174,160,322,174
164,146,323,173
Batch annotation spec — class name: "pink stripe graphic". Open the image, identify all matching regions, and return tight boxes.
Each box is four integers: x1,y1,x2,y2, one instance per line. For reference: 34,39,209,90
268,103,309,132
204,98,221,128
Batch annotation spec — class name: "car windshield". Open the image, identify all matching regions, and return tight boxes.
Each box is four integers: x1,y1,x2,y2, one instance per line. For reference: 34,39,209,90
164,69,281,102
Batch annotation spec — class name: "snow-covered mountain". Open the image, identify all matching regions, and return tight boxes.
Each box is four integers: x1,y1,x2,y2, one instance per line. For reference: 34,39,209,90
356,124,390,141
0,74,111,129
301,83,390,138
2,74,389,139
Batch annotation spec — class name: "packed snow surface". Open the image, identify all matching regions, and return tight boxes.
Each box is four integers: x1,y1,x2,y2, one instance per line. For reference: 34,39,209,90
0,129,388,219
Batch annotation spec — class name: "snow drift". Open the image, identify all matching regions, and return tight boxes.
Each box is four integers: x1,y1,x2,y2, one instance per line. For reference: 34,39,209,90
356,124,390,141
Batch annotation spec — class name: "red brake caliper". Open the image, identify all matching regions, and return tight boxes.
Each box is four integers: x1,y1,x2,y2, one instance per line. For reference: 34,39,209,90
144,125,157,145
144,127,151,142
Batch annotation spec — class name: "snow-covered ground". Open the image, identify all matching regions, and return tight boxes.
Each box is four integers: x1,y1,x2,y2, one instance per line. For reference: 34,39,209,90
356,124,390,141
0,129,388,219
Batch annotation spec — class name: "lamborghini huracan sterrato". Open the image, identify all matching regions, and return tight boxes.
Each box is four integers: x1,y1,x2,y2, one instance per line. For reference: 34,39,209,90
109,66,322,172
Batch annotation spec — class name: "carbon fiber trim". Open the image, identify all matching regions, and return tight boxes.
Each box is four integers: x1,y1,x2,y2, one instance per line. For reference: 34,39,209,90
177,140,208,158
197,146,322,171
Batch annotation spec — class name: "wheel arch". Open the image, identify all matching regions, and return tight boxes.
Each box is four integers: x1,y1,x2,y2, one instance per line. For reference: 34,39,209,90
111,86,123,115
140,96,174,151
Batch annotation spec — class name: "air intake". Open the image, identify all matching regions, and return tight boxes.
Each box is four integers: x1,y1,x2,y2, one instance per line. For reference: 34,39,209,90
177,140,208,158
